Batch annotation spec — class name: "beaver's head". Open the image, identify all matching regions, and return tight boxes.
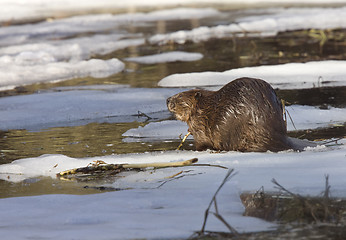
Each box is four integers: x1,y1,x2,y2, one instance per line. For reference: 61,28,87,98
166,90,202,122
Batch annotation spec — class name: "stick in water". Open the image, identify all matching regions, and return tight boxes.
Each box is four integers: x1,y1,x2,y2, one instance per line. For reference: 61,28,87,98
177,132,191,150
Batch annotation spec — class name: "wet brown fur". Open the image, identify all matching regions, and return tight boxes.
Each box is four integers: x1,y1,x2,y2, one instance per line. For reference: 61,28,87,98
166,77,294,152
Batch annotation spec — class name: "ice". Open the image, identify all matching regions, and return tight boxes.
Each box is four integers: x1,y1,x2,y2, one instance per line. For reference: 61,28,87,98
0,86,181,131
1,0,346,23
122,105,346,142
3,83,344,132
0,144,345,239
0,4,221,24
125,51,203,64
0,58,125,91
122,120,191,142
150,7,346,44
0,7,220,90
158,60,346,89
1,2,346,239
1,6,346,90
0,34,145,61
286,105,346,130
0,8,220,46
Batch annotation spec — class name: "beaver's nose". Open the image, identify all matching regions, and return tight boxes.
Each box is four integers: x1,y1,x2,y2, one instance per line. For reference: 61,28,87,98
166,97,171,106
166,97,175,109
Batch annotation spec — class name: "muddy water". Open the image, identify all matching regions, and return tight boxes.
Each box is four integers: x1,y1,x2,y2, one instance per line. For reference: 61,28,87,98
0,19,346,199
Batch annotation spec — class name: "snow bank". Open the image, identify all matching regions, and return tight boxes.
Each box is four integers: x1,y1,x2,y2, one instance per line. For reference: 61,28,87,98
0,87,181,131
0,142,345,239
125,51,203,64
158,60,346,89
150,7,346,44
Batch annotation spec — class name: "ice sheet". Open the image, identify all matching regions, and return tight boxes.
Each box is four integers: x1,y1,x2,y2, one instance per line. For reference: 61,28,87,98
0,58,126,91
158,61,346,89
150,7,346,44
0,87,181,131
2,0,346,23
125,51,203,64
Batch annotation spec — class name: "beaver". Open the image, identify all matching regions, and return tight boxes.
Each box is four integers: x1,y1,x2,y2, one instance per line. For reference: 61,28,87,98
166,77,313,152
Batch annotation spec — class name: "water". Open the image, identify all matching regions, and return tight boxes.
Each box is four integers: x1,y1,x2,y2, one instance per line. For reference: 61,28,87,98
0,13,345,197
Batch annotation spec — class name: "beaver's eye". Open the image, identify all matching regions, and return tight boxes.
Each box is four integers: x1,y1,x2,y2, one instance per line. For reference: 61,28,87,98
194,92,202,99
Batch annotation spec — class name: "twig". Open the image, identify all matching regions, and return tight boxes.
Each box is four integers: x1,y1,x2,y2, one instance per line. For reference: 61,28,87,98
177,131,191,150
212,212,239,235
192,163,228,169
272,178,319,223
200,169,238,234
57,158,198,177
134,111,152,120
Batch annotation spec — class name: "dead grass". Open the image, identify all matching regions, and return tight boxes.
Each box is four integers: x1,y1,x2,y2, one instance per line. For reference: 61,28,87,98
191,175,346,240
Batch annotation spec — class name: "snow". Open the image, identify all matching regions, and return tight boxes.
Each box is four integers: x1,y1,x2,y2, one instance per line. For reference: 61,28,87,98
0,144,346,239
0,8,217,90
159,60,346,89
0,58,126,91
125,51,203,64
0,86,181,131
285,105,346,130
1,2,346,239
1,0,346,23
1,6,346,89
150,7,346,44
0,8,220,47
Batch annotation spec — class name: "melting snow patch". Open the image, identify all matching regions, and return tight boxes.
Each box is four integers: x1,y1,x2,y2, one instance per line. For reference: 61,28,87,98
158,60,346,89
125,51,203,64
0,58,125,91
150,7,346,44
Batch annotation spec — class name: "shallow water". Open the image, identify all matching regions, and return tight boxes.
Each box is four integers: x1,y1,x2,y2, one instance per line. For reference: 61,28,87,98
0,10,346,200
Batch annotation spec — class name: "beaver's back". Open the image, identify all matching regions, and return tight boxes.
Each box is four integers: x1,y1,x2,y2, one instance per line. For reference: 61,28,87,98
192,78,291,152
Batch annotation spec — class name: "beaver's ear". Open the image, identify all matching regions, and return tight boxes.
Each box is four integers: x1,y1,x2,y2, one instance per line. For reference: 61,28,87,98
194,91,202,99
